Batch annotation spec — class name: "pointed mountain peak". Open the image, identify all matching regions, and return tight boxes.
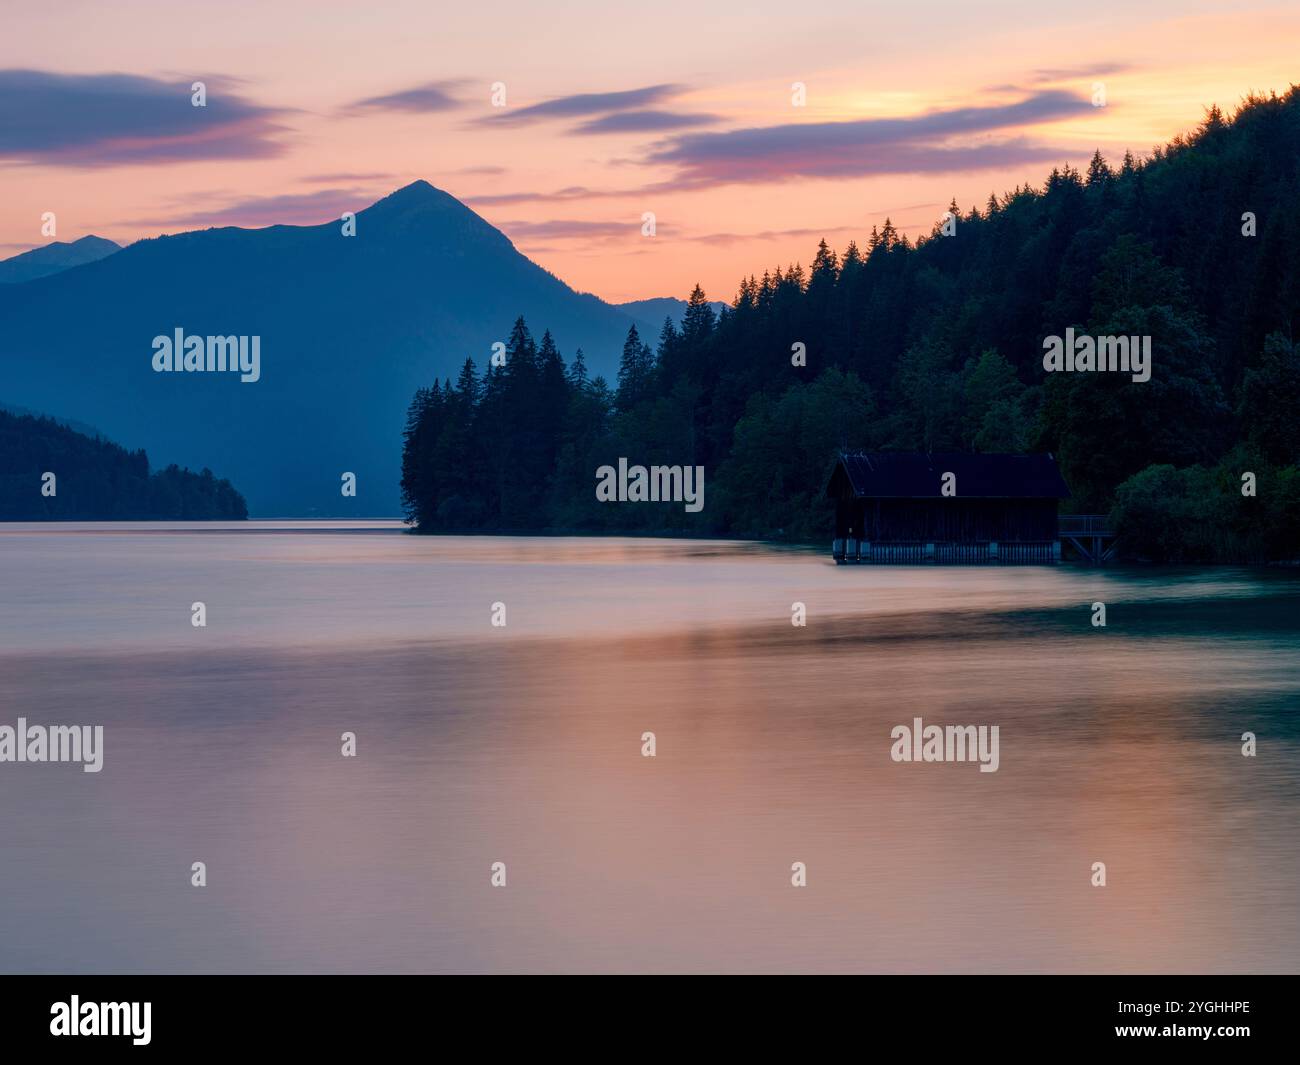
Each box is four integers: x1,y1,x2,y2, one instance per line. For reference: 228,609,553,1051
370,179,453,210
398,178,438,195
359,179,513,248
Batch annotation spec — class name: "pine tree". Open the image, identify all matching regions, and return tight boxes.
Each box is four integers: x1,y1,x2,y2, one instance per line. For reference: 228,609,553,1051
567,347,589,389
1086,149,1113,186
616,324,653,411
503,317,536,380
538,329,565,383
654,316,681,379
809,239,838,285
681,284,716,344
454,357,479,407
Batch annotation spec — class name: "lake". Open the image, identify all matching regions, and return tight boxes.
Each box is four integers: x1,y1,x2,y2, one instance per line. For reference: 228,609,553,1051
1,522,1297,973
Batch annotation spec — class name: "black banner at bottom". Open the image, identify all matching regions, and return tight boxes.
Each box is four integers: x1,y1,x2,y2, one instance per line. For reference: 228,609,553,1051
0,975,1285,1053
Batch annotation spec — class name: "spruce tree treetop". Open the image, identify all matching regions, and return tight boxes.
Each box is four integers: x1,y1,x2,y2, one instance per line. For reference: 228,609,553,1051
455,357,479,405
682,284,716,342
567,347,589,388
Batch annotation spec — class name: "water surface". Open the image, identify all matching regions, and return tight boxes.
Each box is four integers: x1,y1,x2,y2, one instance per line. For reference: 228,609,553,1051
1,522,1297,973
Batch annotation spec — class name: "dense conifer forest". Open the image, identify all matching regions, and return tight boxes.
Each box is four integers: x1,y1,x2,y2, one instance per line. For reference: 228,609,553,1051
403,90,1300,560
0,410,247,520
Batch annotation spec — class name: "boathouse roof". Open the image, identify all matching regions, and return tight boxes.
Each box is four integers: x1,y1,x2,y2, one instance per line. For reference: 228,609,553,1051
826,452,1071,499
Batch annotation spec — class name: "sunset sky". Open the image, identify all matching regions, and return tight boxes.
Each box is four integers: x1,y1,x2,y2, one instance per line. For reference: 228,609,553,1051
2,0,1298,302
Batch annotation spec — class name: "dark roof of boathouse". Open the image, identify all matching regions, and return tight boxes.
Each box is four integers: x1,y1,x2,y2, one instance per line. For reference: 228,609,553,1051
826,452,1071,499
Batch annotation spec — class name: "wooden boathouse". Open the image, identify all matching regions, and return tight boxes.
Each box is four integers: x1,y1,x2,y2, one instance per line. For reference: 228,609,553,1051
826,452,1074,564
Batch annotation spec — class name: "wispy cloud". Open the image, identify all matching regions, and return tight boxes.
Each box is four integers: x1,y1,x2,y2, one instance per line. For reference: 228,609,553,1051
482,84,685,127
986,63,1136,94
465,185,609,206
122,187,370,230
1031,62,1134,83
342,79,467,114
300,170,394,183
685,224,859,247
499,218,667,242
0,69,290,166
645,91,1097,187
571,110,723,134
463,180,698,206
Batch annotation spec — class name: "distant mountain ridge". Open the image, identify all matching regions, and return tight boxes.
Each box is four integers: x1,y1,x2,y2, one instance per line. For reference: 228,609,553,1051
0,401,104,440
0,235,120,284
0,181,663,516
616,296,729,329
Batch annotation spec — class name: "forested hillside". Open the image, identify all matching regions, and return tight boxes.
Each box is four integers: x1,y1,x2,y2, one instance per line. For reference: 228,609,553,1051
402,89,1300,560
0,411,247,520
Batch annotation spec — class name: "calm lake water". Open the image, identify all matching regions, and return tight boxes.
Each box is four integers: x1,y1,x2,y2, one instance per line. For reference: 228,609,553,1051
1,521,1297,973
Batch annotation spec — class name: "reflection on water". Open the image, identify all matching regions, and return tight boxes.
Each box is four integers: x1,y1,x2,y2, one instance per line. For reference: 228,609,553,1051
0,523,1297,973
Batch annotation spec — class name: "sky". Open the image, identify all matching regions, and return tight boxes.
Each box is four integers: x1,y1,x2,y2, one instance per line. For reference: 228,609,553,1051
2,0,1298,303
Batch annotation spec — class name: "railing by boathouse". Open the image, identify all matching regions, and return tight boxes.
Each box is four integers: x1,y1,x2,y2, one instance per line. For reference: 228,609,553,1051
1058,514,1112,537
832,516,1115,565
832,539,1059,564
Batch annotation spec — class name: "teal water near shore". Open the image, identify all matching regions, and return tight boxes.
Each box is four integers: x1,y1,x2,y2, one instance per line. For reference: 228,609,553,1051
1,522,1297,972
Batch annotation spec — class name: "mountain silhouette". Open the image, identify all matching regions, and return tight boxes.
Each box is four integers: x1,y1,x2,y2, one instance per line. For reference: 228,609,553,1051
0,182,658,515
0,235,120,284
